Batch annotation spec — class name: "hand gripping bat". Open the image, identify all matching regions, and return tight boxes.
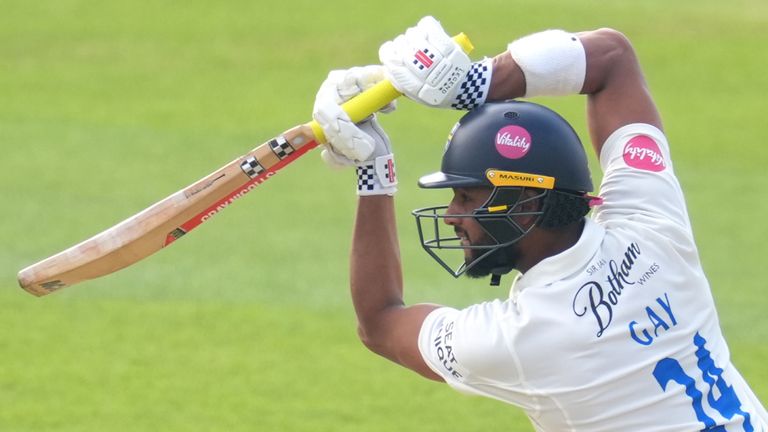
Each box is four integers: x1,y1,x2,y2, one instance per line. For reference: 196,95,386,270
17,34,474,296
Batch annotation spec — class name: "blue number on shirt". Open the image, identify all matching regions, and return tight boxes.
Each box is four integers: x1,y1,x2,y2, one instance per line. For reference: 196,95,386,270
652,332,754,432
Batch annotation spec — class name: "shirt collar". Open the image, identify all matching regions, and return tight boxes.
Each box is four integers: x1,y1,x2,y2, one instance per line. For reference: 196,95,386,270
511,218,605,292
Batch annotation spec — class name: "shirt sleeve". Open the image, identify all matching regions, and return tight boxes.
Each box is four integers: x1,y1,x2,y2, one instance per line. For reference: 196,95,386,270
418,301,522,395
594,123,692,234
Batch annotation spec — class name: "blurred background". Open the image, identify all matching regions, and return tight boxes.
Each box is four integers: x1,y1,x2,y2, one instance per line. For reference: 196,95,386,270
2,0,766,430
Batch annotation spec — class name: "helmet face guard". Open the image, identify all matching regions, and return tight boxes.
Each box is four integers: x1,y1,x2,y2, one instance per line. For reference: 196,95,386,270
413,187,548,279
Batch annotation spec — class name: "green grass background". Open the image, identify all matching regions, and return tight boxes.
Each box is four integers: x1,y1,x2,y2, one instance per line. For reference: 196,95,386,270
2,0,767,430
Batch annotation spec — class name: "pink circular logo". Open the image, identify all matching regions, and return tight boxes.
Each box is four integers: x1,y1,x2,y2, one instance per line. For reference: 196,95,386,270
623,135,666,172
495,125,531,159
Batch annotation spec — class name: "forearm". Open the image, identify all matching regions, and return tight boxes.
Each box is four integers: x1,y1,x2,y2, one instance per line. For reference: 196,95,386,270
351,195,403,348
487,51,526,100
350,196,442,379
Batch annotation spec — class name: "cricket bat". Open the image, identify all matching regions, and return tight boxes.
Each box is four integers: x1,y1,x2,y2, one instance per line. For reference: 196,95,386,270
18,34,474,297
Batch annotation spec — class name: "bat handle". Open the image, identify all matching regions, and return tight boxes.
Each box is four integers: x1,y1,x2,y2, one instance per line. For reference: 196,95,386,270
307,32,474,144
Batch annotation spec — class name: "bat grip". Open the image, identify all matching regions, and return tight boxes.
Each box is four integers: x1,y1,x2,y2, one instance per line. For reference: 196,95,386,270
307,33,474,144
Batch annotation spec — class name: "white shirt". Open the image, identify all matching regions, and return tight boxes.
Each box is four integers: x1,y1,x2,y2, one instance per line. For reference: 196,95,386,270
418,124,768,431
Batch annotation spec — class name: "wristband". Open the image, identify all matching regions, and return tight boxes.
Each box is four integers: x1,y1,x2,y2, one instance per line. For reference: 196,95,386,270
508,30,586,97
357,154,398,196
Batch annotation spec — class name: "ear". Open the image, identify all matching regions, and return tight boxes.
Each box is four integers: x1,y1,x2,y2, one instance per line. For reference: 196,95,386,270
513,188,547,228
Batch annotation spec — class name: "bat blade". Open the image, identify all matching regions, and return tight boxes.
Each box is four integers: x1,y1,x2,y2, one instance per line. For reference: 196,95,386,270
18,124,318,296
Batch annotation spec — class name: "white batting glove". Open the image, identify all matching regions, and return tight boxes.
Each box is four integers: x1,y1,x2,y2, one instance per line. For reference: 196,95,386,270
379,16,493,110
313,66,397,196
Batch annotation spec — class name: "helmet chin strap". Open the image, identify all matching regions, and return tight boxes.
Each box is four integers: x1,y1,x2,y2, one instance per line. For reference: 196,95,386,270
489,269,509,286
485,240,516,286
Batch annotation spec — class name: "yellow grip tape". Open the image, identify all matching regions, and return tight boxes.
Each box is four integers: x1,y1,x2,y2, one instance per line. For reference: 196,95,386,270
308,33,474,144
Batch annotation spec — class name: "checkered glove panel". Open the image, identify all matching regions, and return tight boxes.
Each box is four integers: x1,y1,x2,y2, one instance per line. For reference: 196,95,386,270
357,165,376,192
356,153,397,196
450,58,493,110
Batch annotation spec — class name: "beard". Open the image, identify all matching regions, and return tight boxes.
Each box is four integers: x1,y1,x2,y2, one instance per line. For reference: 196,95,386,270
464,233,522,278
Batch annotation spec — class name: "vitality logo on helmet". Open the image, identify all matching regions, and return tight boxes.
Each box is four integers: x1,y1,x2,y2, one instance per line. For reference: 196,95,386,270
495,125,531,159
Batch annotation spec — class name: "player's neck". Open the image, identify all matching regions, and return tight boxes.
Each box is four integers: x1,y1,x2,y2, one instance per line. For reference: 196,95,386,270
516,219,586,274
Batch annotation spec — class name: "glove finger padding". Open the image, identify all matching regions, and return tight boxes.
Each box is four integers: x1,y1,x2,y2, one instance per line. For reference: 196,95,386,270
320,147,355,169
313,98,375,162
314,65,399,164
378,39,422,96
416,16,455,53
316,66,396,112
338,66,382,98
340,66,397,113
314,70,348,108
379,15,489,109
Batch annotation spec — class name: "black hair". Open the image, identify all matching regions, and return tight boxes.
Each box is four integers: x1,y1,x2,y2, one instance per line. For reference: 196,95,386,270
538,190,591,229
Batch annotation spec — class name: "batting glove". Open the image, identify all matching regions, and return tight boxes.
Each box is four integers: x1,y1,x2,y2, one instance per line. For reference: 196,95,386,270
313,66,397,196
379,16,493,110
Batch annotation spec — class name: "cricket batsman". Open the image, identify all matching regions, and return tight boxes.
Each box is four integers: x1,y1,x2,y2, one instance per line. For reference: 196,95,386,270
312,16,768,431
